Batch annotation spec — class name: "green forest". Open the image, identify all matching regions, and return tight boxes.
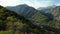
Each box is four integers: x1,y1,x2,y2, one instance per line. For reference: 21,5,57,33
0,5,60,34
0,6,52,34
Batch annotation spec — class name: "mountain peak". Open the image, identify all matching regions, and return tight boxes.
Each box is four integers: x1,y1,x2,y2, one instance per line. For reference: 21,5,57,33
47,5,56,8
15,4,29,7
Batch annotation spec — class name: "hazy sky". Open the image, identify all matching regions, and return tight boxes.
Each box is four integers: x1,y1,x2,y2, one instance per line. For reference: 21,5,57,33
0,0,60,8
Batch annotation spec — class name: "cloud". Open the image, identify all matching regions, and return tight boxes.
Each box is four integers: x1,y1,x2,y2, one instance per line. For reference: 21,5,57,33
22,0,53,8
0,0,21,6
56,4,60,6
24,1,34,6
0,0,60,8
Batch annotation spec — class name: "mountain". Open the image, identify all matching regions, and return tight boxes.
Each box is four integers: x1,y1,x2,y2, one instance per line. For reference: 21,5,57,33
38,6,60,20
38,5,57,13
50,6,60,23
6,4,60,28
38,5,60,29
1,4,60,34
38,7,54,21
1,5,59,34
6,4,47,23
0,5,47,34
6,4,37,18
6,4,60,29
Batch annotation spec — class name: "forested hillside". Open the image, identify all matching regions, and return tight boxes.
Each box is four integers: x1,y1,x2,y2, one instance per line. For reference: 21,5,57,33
0,6,53,34
0,5,60,34
6,4,48,27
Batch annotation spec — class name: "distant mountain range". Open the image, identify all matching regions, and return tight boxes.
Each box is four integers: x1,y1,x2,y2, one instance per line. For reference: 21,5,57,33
38,5,60,21
6,4,55,22
5,4,60,29
6,4,48,22
1,5,60,34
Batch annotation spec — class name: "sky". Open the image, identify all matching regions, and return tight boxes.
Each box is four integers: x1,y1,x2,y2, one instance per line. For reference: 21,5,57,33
0,0,60,8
